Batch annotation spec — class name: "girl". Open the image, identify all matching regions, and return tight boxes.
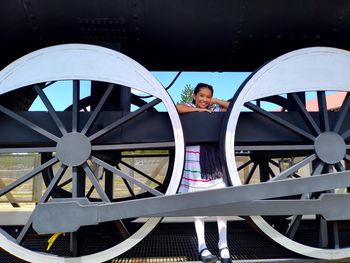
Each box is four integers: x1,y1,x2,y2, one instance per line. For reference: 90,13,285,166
176,83,232,263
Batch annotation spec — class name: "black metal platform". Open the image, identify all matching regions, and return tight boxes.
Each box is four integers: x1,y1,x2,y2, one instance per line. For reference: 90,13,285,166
0,218,321,263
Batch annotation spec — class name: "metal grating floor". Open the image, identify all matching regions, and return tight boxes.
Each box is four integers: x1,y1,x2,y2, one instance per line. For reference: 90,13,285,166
0,220,316,263
113,220,302,262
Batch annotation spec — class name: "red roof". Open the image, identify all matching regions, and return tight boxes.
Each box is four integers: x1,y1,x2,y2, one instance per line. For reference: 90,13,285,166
306,92,346,111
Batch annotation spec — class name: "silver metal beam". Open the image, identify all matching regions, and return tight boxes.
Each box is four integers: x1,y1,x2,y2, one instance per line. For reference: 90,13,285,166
32,170,350,234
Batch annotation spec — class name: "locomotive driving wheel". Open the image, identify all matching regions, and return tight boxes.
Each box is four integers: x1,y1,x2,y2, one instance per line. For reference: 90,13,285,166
223,47,350,260
0,44,184,262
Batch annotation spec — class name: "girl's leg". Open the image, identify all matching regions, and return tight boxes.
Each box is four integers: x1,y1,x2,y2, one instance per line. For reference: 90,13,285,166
217,216,230,258
194,216,212,256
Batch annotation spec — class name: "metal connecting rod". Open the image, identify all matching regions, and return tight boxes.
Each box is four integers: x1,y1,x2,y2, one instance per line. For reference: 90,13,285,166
32,170,350,234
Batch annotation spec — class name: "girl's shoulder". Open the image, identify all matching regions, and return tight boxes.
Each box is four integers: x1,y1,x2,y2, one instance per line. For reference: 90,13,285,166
184,102,195,108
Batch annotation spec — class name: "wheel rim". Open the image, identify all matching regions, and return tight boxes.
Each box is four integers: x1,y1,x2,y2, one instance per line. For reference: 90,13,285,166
0,44,184,262
223,47,350,260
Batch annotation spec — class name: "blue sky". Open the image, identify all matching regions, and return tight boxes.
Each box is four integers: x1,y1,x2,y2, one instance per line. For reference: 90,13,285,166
30,72,251,111
154,71,251,104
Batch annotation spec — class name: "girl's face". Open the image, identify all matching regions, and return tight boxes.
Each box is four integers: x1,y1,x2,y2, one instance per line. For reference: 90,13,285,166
193,87,213,109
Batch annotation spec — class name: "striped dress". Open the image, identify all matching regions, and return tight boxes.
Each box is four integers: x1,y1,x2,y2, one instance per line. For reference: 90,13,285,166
178,103,226,193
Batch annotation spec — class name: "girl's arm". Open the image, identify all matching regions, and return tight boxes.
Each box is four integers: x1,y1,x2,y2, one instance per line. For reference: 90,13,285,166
176,104,212,113
210,98,230,112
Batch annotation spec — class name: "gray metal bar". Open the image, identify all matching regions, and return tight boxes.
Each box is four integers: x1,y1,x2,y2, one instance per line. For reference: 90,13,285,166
81,84,114,135
88,98,161,141
121,153,169,158
72,80,80,132
0,147,56,153
32,171,350,234
271,154,316,181
244,102,316,141
91,156,163,196
34,85,67,135
0,105,59,142
317,91,330,132
235,145,315,151
92,142,175,151
0,157,59,197
291,93,321,135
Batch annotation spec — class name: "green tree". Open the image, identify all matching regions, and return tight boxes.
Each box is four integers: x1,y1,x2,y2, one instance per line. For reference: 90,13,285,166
178,84,193,104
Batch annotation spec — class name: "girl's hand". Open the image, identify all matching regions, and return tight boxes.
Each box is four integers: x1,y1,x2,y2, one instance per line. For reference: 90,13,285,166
210,98,230,111
210,98,218,106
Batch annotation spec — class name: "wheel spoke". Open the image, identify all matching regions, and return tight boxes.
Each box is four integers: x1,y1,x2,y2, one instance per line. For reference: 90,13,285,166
330,221,340,249
0,228,17,243
237,159,253,171
114,220,130,239
342,128,350,140
16,164,67,243
244,102,315,141
112,164,136,198
271,154,317,181
318,215,329,248
57,178,72,189
86,166,103,198
120,160,162,186
317,91,330,132
333,93,350,132
269,159,279,168
34,85,67,135
286,215,302,239
0,105,59,142
312,161,325,176
333,162,345,172
291,93,321,135
121,177,136,198
0,157,59,197
243,162,257,184
344,154,350,162
92,156,163,196
72,166,86,198
82,162,110,202
0,179,19,207
89,98,161,141
267,165,276,178
82,84,114,135
284,192,311,240
72,80,80,132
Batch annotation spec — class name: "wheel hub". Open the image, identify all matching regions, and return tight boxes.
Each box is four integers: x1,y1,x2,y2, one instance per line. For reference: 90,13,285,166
314,132,346,164
56,132,92,166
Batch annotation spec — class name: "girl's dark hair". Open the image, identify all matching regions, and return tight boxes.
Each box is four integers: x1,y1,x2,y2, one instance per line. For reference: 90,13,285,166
192,83,214,104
